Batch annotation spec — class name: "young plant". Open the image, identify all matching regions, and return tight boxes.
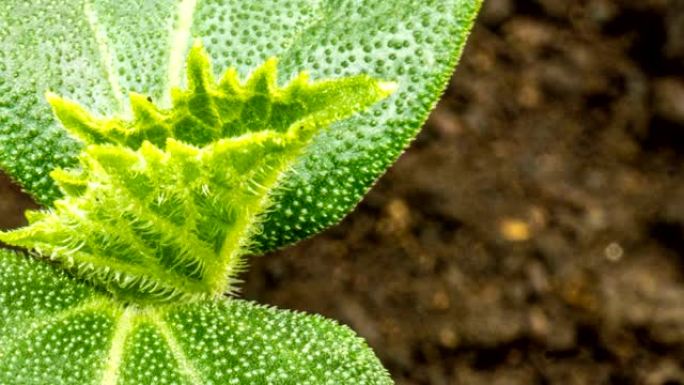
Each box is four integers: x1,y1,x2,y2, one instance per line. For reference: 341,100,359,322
0,1,480,384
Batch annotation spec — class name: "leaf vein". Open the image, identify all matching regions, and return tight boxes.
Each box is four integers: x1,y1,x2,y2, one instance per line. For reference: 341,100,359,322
165,0,199,103
83,0,125,111
100,307,136,385
150,313,205,385
113,183,220,276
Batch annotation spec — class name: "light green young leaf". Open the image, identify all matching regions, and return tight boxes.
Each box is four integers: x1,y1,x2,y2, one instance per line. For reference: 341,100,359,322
0,249,392,385
0,44,391,302
0,0,481,253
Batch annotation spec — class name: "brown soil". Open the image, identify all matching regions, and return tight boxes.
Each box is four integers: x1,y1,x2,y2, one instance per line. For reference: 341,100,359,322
1,1,683,384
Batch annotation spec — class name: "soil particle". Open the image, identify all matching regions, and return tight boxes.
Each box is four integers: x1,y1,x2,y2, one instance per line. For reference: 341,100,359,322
654,78,684,124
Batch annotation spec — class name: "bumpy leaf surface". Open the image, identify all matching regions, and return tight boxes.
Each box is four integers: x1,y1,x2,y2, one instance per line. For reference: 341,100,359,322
0,249,392,385
0,0,481,253
0,43,390,302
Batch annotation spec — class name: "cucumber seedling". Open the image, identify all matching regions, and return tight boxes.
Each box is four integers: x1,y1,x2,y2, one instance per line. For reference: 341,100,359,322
0,1,480,384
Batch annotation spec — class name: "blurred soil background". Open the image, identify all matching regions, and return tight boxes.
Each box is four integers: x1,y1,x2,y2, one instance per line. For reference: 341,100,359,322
1,0,684,384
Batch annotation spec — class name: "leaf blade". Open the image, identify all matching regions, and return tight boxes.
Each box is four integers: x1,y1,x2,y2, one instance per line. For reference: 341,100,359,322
0,0,481,251
0,249,121,385
250,0,482,251
0,47,391,301
0,249,392,385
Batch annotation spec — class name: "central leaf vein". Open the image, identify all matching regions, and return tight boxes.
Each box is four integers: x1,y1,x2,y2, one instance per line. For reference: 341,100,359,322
83,0,125,111
100,307,136,385
165,0,199,103
150,312,205,385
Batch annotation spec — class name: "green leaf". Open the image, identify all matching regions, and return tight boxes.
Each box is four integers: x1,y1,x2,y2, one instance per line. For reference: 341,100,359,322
0,44,391,302
0,249,392,385
0,0,481,253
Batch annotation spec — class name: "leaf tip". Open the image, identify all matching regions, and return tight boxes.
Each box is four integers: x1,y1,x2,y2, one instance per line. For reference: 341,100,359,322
129,92,160,117
247,57,279,94
44,93,113,145
377,81,399,97
44,90,60,104
191,37,204,50
45,91,72,115
187,39,215,91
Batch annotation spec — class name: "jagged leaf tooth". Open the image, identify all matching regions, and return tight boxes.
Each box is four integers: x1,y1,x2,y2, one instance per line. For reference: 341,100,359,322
246,57,279,95
169,87,185,107
46,92,112,146
1,42,395,303
23,209,49,225
86,144,144,185
50,168,88,197
293,75,398,136
184,42,220,129
2,44,395,302
287,70,311,90
186,40,217,94
128,93,172,148
129,92,159,120
1,1,479,250
218,67,244,96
